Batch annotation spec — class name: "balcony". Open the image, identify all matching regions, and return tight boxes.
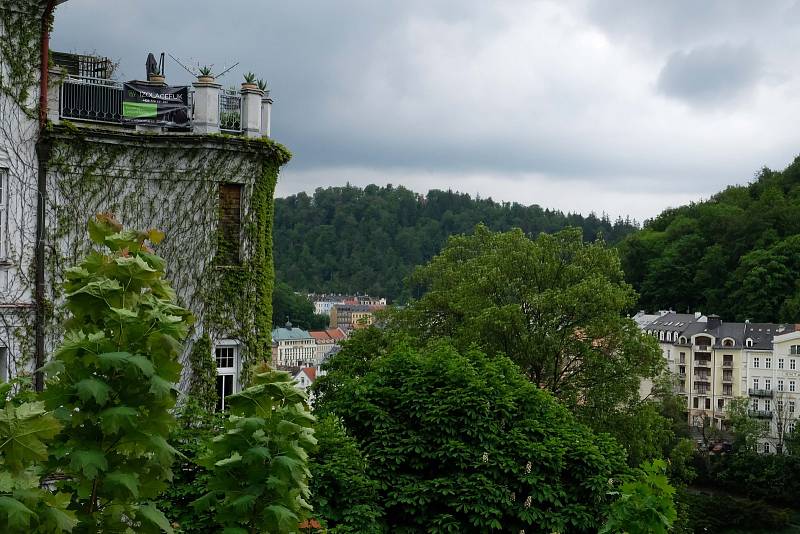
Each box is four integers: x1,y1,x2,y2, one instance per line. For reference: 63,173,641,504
722,361,733,368
694,360,712,369
722,374,733,383
749,410,773,419
749,388,774,398
693,388,710,395
694,375,711,383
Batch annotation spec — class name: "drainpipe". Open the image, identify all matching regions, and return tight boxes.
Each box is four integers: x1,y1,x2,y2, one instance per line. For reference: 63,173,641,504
34,0,57,392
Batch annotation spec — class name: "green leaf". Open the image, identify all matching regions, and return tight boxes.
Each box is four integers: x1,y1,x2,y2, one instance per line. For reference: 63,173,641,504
69,449,108,479
148,375,175,400
0,496,34,530
0,402,61,471
75,378,111,406
106,471,140,499
136,502,174,534
99,406,138,434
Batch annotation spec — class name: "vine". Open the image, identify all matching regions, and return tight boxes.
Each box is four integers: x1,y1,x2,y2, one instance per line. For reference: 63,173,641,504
0,0,47,116
44,124,291,389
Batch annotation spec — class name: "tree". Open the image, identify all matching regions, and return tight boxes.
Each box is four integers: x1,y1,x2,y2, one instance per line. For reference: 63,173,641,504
726,397,764,454
42,214,193,532
600,460,677,534
390,225,663,423
309,416,383,533
272,281,328,330
315,338,629,532
195,364,316,533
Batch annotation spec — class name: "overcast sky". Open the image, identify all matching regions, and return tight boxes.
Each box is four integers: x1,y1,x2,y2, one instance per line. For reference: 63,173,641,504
51,0,800,221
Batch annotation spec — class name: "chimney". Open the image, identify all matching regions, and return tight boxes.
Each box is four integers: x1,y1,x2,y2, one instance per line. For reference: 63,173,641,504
192,78,221,134
707,314,721,330
261,93,272,138
241,84,263,138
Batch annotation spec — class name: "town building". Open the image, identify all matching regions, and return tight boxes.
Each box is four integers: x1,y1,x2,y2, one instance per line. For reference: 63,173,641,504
309,328,346,364
329,303,384,331
0,1,287,410
272,322,317,368
293,367,322,403
640,311,797,453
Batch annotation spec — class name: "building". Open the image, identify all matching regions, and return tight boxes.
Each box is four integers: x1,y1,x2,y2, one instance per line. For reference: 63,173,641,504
0,1,287,409
272,322,316,368
329,303,384,331
293,367,320,402
309,293,387,316
309,328,346,364
641,311,797,452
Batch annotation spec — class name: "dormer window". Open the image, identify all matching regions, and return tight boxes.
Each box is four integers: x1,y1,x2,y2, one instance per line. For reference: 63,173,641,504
722,338,734,347
746,338,754,348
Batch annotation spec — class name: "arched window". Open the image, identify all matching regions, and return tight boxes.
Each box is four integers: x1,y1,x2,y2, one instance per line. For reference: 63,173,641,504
723,338,734,347
695,335,712,347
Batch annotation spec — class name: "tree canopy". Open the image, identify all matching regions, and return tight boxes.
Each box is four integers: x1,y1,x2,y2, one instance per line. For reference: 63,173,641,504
313,332,629,533
274,184,638,301
619,156,800,322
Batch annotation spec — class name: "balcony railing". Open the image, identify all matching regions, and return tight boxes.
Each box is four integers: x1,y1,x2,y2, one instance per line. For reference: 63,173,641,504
749,388,774,397
694,375,711,382
694,360,711,368
749,410,773,419
219,89,242,133
58,75,244,134
722,375,733,383
693,388,709,395
723,361,733,367
60,75,123,124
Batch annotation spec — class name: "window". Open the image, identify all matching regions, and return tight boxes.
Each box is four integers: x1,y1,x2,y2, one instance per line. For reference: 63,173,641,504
754,357,760,368
680,352,686,364
779,358,785,369
791,401,796,413
693,397,699,408
217,183,242,265
752,399,758,411
0,347,7,383
765,399,771,411
215,343,239,411
779,379,785,391
746,338,754,348
723,384,732,396
766,358,772,369
791,345,800,355
778,400,784,412
790,421,796,433
753,378,759,390
766,378,771,391
0,169,6,259
718,398,724,410
764,442,771,454
705,398,711,410
792,359,797,370
792,380,797,393
679,365,686,375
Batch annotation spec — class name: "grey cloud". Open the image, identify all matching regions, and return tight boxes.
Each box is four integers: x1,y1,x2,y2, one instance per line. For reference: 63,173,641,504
656,43,762,106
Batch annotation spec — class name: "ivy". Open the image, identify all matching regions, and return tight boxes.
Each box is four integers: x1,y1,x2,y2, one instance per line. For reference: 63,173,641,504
43,124,291,389
0,1,48,117
186,333,217,412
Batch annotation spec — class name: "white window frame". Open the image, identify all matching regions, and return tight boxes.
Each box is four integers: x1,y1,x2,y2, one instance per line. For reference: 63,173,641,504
754,357,760,368
215,340,240,411
0,168,7,260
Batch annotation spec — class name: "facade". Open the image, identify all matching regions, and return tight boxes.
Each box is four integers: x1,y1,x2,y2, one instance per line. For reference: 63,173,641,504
309,327,346,364
272,323,316,368
0,1,287,410
329,303,384,331
641,311,797,453
293,367,323,403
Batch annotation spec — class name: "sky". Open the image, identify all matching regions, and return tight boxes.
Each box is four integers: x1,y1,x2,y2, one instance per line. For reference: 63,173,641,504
51,0,800,222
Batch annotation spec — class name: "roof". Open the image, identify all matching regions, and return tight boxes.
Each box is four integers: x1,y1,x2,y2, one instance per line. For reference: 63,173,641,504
272,326,313,341
645,312,704,332
745,323,795,350
309,328,347,342
295,367,317,382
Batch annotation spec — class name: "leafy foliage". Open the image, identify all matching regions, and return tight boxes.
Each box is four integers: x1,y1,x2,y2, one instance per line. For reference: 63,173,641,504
275,184,638,301
389,225,663,427
195,364,316,533
309,416,383,533
315,336,628,532
186,334,217,413
272,281,328,330
600,460,676,534
620,157,800,321
0,383,76,533
42,214,192,532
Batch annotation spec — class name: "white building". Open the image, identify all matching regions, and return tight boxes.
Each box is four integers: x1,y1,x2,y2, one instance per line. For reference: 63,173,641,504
272,322,316,368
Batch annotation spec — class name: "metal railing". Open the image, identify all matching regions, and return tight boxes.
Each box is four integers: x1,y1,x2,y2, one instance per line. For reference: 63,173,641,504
749,388,774,397
749,410,773,419
219,89,242,133
60,75,123,124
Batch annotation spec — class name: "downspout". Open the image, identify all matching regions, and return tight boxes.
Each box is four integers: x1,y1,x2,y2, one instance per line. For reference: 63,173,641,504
34,0,57,392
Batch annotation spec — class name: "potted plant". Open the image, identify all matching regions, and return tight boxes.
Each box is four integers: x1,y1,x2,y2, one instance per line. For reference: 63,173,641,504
242,72,258,90
148,67,165,84
197,65,215,83
257,79,269,97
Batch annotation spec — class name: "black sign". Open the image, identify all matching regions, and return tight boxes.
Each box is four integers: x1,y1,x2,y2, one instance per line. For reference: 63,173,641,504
123,81,189,126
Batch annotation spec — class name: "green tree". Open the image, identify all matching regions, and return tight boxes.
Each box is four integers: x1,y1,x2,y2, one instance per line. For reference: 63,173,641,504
195,364,316,533
272,281,328,330
42,214,193,532
309,416,383,533
315,338,628,532
600,460,677,534
390,225,663,422
726,397,764,454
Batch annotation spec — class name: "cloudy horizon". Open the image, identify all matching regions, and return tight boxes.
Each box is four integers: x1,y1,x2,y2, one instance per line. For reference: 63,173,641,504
51,0,800,222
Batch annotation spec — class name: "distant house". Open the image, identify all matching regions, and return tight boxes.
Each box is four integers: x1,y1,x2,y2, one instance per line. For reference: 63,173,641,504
271,322,316,368
329,303,385,331
309,328,346,363
293,367,323,403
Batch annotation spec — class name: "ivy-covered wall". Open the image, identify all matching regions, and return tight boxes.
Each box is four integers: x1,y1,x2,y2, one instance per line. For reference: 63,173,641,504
44,124,291,389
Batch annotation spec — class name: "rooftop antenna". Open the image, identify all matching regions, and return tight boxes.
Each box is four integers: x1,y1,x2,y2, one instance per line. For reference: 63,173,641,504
168,53,197,77
167,54,240,80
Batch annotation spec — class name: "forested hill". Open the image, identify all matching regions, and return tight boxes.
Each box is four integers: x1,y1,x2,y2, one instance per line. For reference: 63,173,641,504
274,184,638,301
620,156,800,323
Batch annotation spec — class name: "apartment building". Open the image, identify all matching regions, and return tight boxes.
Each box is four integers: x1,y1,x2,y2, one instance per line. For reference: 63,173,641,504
641,311,797,452
272,322,317,368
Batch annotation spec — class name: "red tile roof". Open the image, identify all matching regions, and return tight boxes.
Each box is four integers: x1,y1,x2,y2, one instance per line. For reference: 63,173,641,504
299,367,316,381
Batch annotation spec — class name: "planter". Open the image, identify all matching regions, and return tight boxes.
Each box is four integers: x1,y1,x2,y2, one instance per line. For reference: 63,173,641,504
241,82,258,91
197,75,216,84
148,74,166,84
